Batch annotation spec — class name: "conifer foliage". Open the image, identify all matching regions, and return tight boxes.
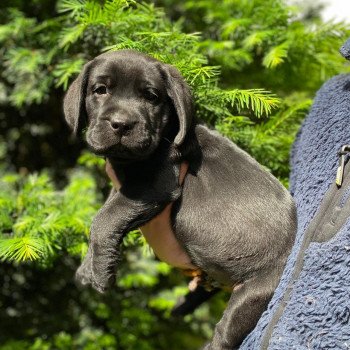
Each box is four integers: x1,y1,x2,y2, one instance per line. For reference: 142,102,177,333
161,0,350,181
0,171,98,263
1,0,281,118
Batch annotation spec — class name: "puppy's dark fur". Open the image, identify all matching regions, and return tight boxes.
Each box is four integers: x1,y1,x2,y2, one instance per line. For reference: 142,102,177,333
64,50,297,349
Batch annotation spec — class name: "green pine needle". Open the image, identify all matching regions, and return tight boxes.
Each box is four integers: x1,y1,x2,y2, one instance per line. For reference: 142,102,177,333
0,236,46,262
263,41,290,69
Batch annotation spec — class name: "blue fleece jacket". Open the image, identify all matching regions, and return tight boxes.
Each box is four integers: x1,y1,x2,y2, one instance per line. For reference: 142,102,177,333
241,48,350,349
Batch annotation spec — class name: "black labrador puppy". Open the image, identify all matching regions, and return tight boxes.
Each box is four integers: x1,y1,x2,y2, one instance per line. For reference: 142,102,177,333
64,50,296,349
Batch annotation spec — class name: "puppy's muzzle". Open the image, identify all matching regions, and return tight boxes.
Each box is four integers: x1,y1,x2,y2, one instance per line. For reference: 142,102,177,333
109,115,137,136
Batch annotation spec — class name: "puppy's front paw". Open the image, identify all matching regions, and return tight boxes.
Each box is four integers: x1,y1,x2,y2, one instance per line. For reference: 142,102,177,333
76,260,116,294
91,273,115,294
75,247,116,293
75,255,93,287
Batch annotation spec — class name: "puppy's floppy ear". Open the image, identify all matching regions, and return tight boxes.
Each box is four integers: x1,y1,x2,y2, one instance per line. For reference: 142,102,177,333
160,64,194,146
63,61,92,135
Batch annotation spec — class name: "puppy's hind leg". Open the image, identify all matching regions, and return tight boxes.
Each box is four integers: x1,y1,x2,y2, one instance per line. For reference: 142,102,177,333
204,269,281,350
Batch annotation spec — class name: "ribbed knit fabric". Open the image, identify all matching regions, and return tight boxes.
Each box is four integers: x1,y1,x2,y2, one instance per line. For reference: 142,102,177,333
240,72,350,349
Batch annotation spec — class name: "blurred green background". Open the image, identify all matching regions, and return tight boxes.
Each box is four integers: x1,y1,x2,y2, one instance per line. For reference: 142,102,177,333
0,0,349,349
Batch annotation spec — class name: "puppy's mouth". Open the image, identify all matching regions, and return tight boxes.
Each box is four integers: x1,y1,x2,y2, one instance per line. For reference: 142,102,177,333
86,129,156,161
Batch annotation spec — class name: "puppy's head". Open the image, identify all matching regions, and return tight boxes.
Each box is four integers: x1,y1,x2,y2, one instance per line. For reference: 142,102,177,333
64,50,193,161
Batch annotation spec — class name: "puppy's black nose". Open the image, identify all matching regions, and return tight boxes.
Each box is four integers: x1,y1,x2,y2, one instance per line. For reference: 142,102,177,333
110,119,136,135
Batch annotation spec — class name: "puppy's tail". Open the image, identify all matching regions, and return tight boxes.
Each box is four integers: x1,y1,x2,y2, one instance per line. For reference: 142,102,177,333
171,286,219,317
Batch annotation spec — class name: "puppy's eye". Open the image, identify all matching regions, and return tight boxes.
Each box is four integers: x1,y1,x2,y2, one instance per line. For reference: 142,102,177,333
143,89,159,103
93,85,107,95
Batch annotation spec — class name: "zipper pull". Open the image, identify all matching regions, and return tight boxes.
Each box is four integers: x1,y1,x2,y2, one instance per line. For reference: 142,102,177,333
336,145,350,187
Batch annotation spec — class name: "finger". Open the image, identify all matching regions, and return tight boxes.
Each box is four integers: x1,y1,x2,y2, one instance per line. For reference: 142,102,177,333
179,161,189,185
105,159,121,190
